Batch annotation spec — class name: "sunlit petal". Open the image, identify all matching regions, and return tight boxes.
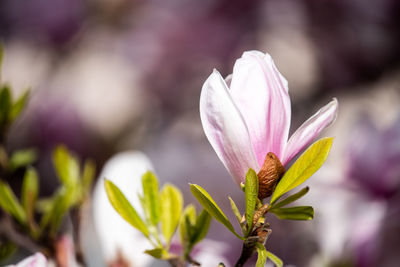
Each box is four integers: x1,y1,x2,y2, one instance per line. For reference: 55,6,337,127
200,70,259,185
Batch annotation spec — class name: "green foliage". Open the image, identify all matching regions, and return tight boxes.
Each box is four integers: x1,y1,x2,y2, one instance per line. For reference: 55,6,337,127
255,243,267,267
179,204,196,245
106,172,212,265
271,187,309,209
0,180,26,225
21,167,39,229
0,86,11,128
9,149,37,171
270,206,314,221
82,159,96,194
190,184,243,239
160,184,183,244
228,196,245,234
271,137,333,204
9,91,29,123
266,251,283,267
0,86,29,129
244,169,258,235
179,206,211,259
53,145,80,187
0,48,97,262
142,171,161,226
144,248,168,259
39,146,95,235
189,210,211,245
104,179,149,237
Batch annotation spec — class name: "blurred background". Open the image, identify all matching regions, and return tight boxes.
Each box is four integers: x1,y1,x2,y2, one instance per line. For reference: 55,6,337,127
1,0,400,266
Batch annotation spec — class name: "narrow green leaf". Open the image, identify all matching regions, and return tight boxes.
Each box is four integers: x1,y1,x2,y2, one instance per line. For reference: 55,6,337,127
39,192,60,231
245,168,258,234
48,188,74,233
271,137,333,204
53,145,80,186
82,159,95,194
39,185,80,234
255,243,267,267
0,86,11,124
141,171,160,225
9,90,29,122
228,196,243,228
104,179,149,237
144,248,168,259
0,180,26,225
270,206,314,220
9,149,37,171
21,167,39,222
190,209,211,244
190,184,243,239
271,187,309,209
179,204,196,245
160,184,183,244
266,251,283,267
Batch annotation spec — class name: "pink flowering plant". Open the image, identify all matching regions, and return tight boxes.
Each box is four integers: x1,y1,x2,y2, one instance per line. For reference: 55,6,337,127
190,51,338,266
0,43,337,267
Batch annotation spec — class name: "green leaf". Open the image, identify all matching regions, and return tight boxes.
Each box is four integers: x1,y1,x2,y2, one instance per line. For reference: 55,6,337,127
271,137,333,204
0,240,17,262
35,196,55,214
144,248,168,259
21,167,39,222
160,184,183,244
9,90,29,122
190,209,211,245
190,184,243,239
270,206,314,220
228,196,244,231
245,168,258,234
9,149,37,171
255,243,267,267
81,159,95,194
179,204,196,245
0,180,26,225
141,171,160,226
0,85,11,124
53,145,80,187
104,179,149,237
266,251,283,267
271,187,309,209
39,186,78,234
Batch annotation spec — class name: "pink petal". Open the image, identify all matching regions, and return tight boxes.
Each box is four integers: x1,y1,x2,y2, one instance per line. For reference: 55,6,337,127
282,98,338,165
200,70,259,185
15,253,47,267
229,51,291,165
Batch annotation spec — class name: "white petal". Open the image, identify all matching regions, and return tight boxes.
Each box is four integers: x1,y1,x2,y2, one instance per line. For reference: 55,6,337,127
200,70,259,185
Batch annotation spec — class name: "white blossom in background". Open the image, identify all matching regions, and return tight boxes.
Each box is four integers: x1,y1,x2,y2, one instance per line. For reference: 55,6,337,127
92,151,155,267
88,151,230,267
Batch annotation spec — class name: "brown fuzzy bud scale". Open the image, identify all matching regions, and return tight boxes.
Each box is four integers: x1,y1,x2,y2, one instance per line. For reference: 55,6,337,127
257,152,285,199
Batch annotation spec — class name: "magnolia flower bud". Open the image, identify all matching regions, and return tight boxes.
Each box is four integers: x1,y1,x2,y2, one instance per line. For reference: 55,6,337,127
257,152,285,199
